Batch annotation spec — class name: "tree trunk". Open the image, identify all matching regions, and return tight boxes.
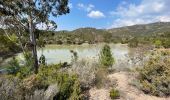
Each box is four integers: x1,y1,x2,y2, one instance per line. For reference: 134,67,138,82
29,15,39,74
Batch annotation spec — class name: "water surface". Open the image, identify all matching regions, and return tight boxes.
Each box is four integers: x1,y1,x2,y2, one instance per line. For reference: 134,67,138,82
17,43,130,65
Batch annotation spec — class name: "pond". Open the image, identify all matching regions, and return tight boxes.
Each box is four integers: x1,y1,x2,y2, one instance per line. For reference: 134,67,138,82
16,43,131,65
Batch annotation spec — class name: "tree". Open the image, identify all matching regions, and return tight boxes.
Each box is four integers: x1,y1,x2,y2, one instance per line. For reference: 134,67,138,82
0,0,70,73
99,44,114,67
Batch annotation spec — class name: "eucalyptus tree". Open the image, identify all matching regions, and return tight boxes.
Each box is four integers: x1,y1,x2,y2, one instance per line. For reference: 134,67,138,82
0,0,70,73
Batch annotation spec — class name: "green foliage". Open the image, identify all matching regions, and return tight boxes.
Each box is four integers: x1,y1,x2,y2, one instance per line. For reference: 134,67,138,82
99,44,114,67
110,88,120,99
162,39,170,48
16,52,34,79
128,37,139,48
55,74,81,100
0,34,20,57
138,51,170,97
37,64,82,100
36,64,61,86
154,40,162,48
16,66,33,79
69,80,82,100
7,57,20,75
6,51,34,79
39,54,46,65
24,52,34,68
37,37,45,47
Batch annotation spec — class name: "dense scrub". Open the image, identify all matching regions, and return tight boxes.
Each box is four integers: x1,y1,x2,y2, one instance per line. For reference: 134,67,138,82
0,64,82,100
138,50,170,97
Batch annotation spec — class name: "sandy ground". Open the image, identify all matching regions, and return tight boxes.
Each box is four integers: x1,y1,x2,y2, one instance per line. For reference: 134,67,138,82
89,71,170,100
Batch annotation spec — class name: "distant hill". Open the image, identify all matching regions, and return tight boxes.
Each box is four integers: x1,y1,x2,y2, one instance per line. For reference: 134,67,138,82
55,22,170,38
107,22,170,37
43,22,170,44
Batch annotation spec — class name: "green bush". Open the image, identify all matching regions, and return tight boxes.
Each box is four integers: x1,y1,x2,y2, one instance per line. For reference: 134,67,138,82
99,44,114,67
110,88,120,99
162,39,170,48
16,66,33,79
128,37,138,48
6,52,34,79
7,57,20,75
154,40,162,48
138,51,170,97
37,64,82,100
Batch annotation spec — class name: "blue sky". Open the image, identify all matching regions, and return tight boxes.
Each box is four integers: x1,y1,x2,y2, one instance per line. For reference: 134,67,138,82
51,0,170,31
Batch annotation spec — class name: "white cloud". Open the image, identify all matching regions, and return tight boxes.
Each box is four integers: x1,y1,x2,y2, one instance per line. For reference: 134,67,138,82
110,18,151,28
87,11,105,18
77,3,94,12
77,3,105,19
156,16,170,22
109,0,170,28
68,3,73,9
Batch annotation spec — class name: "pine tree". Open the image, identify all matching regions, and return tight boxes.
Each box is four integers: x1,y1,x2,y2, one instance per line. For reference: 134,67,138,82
99,44,114,67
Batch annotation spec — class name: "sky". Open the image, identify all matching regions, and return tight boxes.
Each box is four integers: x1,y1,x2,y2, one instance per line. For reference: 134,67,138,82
51,0,170,31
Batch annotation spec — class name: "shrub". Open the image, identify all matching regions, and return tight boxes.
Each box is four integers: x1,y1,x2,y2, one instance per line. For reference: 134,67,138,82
162,39,170,48
7,57,20,75
16,66,33,79
0,75,24,100
138,51,170,97
7,52,34,79
68,59,98,90
94,68,108,88
154,40,162,48
1,63,82,100
37,64,82,100
128,37,138,48
110,88,120,99
99,44,114,67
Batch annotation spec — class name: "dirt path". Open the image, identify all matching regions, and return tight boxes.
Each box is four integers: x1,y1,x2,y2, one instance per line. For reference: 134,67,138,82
89,71,170,100
89,88,111,100
108,72,170,100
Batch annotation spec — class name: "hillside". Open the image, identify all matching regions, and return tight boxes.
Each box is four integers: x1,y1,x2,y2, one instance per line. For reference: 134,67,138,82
107,22,170,37
44,22,170,44
53,22,170,38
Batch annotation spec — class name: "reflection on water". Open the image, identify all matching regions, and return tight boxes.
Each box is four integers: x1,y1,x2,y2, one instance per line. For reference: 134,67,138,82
16,43,130,65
